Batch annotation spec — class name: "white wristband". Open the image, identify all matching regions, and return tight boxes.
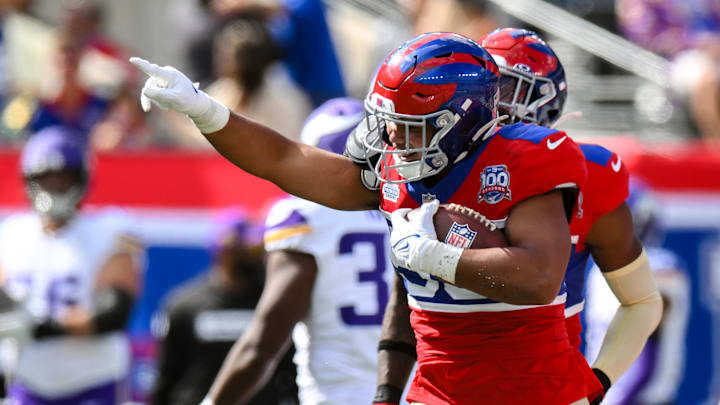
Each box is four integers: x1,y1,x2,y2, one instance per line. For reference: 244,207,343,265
198,397,215,405
190,90,230,134
414,239,463,284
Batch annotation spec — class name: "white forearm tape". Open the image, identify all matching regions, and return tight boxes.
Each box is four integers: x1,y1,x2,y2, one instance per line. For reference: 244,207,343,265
418,239,463,284
191,90,230,134
592,249,663,383
199,397,215,405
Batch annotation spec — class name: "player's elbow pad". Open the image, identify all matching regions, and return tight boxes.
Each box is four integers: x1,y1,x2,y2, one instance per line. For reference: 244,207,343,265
91,287,135,334
592,249,663,383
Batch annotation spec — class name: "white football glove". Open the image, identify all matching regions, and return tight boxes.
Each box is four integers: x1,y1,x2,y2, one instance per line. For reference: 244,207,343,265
129,57,230,134
343,118,383,191
390,199,463,283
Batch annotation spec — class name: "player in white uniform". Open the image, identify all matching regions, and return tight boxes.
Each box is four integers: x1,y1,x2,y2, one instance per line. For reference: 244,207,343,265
202,98,395,405
585,180,691,405
0,126,143,405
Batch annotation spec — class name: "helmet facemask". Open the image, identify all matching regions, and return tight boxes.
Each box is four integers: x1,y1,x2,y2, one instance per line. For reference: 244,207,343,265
498,65,558,125
362,98,501,184
363,98,456,183
25,170,87,222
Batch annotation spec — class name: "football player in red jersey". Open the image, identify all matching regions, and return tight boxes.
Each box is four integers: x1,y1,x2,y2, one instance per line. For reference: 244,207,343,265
481,28,663,403
132,32,600,405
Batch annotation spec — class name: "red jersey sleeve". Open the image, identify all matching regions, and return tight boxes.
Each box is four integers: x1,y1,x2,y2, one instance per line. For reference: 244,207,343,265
580,144,630,220
501,127,588,207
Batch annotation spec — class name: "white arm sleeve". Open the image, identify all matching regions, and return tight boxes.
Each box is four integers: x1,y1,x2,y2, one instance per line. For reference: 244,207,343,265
591,249,663,383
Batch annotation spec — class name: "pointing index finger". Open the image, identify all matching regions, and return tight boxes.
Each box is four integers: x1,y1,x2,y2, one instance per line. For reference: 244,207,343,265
129,57,172,82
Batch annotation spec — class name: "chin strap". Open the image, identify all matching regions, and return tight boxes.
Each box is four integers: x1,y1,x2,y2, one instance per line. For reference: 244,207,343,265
478,115,509,142
550,111,583,129
451,114,509,165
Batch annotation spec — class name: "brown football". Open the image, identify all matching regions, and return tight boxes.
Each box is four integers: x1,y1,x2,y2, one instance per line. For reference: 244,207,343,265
432,203,508,249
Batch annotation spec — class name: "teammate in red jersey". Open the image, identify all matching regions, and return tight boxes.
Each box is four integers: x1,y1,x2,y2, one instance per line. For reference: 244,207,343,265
482,28,663,403
132,32,600,405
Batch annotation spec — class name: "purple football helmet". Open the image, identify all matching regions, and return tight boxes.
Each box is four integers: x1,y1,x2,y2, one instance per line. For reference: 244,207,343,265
209,207,263,256
21,126,89,220
300,97,365,155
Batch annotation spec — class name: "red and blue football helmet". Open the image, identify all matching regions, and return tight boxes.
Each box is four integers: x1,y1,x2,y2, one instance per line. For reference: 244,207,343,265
481,28,567,127
363,32,501,183
21,126,90,220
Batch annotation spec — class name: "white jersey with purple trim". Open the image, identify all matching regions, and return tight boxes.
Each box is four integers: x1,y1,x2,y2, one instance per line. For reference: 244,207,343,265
585,246,690,405
0,209,134,398
264,197,393,405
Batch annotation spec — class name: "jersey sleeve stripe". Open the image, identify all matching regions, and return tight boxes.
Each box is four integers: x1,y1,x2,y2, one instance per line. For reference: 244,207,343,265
266,209,308,231
263,225,313,244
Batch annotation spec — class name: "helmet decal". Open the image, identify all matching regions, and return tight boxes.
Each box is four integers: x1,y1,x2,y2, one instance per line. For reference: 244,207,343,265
482,28,568,127
364,32,501,184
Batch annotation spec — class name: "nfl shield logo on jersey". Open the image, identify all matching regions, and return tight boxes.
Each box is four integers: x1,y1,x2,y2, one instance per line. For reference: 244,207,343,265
422,193,437,204
478,165,511,204
445,222,478,248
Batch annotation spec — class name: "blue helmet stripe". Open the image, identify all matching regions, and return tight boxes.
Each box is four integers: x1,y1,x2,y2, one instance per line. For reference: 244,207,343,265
401,36,486,74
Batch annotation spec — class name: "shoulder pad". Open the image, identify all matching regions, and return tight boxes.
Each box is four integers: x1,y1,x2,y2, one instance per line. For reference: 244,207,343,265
497,123,560,144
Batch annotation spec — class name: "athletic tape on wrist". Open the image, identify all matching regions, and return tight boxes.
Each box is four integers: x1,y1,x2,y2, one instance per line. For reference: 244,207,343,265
191,91,230,134
421,239,463,284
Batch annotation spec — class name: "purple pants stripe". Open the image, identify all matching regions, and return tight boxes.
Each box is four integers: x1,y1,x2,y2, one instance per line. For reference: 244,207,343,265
7,380,125,405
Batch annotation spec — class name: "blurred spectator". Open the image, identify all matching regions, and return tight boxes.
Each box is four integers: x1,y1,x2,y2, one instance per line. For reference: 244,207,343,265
0,0,53,97
616,0,720,140
88,92,153,150
26,32,110,139
55,0,151,150
149,209,298,405
207,16,310,138
585,179,691,405
0,126,143,404
1,0,152,148
57,0,138,98
401,0,501,40
616,0,719,57
0,0,53,142
263,0,346,106
176,0,344,107
669,37,720,141
166,15,310,147
334,0,501,98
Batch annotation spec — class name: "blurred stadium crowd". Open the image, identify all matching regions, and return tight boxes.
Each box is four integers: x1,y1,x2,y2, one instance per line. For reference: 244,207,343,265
0,0,718,146
0,0,719,404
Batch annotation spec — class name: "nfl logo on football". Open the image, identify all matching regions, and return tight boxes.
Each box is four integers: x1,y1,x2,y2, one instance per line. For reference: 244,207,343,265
478,164,511,204
445,222,478,248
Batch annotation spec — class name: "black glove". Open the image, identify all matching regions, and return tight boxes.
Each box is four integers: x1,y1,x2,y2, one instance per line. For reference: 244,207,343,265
32,319,67,339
